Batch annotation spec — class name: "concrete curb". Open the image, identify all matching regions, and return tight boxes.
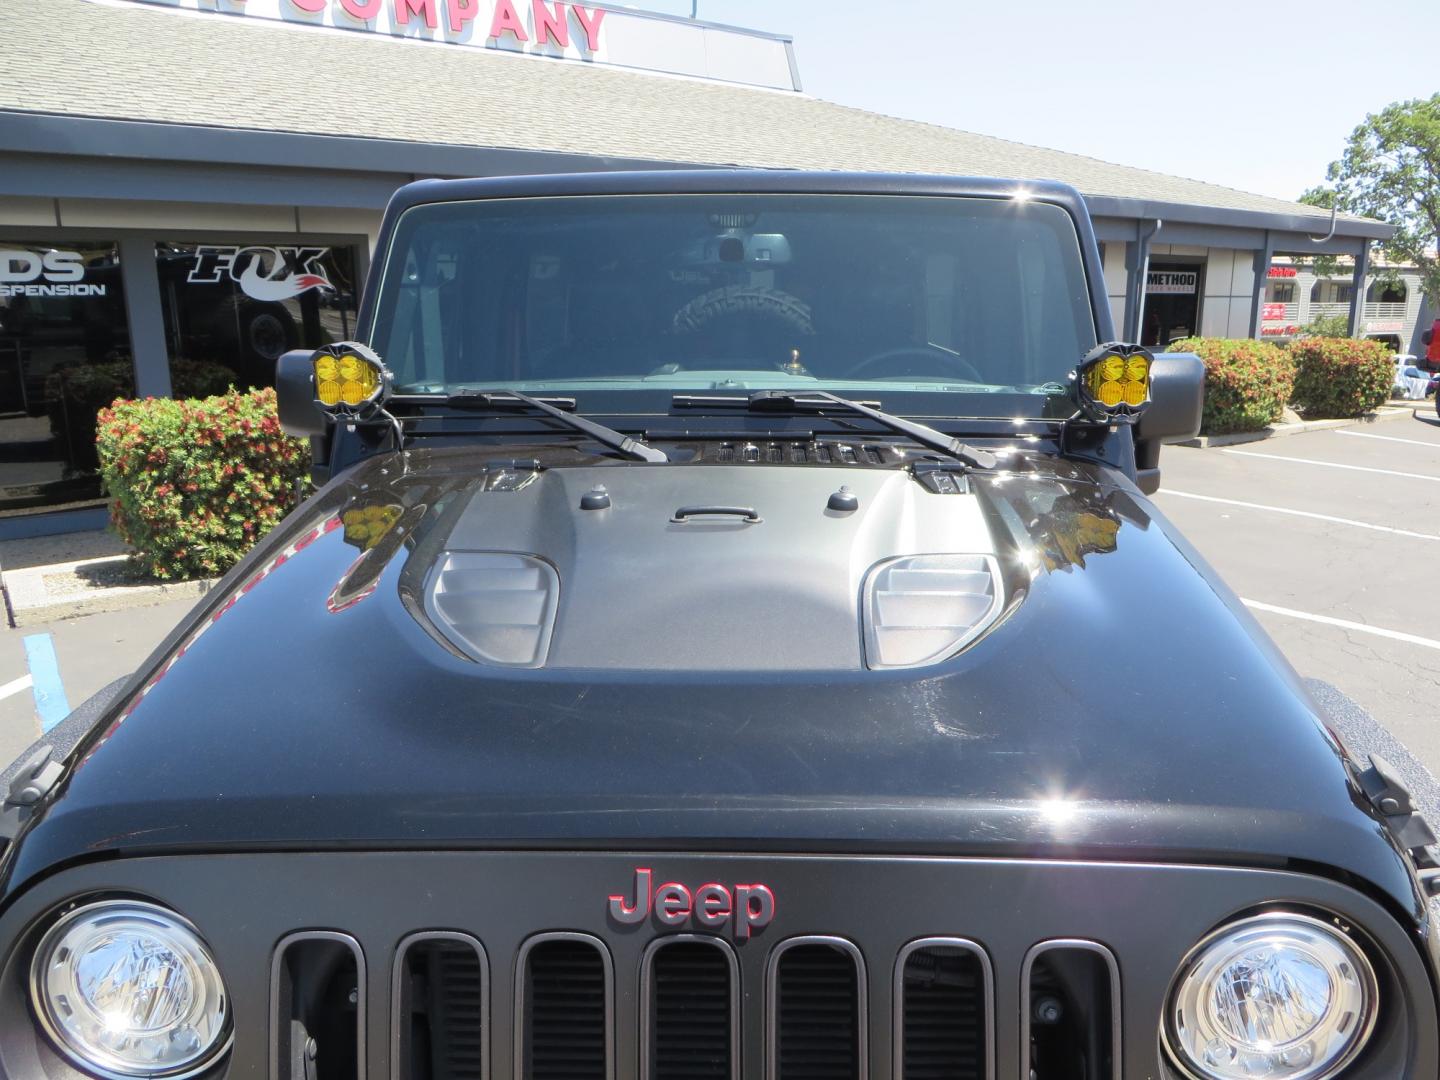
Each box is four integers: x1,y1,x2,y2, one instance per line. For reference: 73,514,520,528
2,555,217,628
1178,406,1421,449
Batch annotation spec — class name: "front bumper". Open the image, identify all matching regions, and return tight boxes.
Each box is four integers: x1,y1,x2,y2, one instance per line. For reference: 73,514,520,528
0,852,1433,1079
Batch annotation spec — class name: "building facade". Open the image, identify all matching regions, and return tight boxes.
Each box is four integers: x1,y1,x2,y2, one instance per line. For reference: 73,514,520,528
0,0,1394,535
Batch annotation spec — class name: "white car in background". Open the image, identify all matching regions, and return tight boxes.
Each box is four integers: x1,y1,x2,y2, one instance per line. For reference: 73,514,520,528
1392,354,1432,399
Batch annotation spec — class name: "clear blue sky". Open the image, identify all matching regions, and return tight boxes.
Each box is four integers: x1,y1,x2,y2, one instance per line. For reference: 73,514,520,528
633,0,1440,202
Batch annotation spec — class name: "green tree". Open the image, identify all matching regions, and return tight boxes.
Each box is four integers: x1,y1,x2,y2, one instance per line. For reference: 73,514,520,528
1298,313,1353,339
1302,94,1440,304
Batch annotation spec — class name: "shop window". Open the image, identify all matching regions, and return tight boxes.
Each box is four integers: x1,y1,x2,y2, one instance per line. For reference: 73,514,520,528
1365,279,1407,303
1266,282,1296,304
0,240,129,516
157,242,359,391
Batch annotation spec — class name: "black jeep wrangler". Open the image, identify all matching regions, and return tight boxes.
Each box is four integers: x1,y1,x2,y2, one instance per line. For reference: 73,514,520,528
0,173,1435,1080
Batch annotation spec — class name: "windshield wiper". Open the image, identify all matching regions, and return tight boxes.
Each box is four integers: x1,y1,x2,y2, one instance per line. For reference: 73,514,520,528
672,390,997,469
445,389,669,463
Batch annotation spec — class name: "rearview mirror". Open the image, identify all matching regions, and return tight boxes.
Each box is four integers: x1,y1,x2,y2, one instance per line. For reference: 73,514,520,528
1132,352,1204,494
276,349,327,437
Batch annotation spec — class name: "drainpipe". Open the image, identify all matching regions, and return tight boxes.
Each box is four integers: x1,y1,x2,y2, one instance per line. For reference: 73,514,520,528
1126,219,1162,342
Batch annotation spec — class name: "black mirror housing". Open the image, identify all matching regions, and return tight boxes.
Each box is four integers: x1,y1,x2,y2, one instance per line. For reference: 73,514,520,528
276,349,327,437
1132,352,1204,494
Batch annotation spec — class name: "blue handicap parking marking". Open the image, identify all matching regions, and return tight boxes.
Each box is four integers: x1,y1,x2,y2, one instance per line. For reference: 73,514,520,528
23,634,70,733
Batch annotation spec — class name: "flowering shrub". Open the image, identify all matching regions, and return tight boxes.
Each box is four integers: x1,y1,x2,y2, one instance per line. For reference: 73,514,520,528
1168,337,1295,435
1288,337,1393,418
96,388,310,580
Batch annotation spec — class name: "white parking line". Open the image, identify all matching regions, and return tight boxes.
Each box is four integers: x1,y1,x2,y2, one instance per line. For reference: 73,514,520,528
1221,449,1440,481
1336,429,1440,448
0,674,33,703
1242,600,1440,652
1159,490,1440,541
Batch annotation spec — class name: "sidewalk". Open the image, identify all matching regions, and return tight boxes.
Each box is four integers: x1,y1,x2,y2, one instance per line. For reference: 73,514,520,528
1176,403,1422,449
0,531,215,628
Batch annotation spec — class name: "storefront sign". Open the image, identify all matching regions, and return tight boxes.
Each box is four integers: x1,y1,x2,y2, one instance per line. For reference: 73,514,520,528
0,249,107,298
1147,271,1197,295
1365,320,1403,334
187,246,334,302
1260,325,1298,337
1262,303,1287,320
121,0,800,91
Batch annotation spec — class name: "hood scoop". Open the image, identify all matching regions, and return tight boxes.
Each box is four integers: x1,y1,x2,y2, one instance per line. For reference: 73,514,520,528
419,464,998,672
425,552,560,667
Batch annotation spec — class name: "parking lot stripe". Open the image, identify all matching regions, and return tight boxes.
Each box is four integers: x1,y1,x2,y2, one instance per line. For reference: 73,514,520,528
1335,430,1440,448
22,634,70,733
1160,490,1440,541
1221,449,1440,482
0,674,33,704
1242,600,1440,652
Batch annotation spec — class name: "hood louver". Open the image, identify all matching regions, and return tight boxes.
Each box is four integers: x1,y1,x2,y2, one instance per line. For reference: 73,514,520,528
863,555,1004,669
424,552,560,667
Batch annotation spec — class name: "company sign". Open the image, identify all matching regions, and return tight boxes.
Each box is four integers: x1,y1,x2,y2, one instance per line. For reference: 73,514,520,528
0,250,106,298
187,246,334,302
1262,302,1287,320
1147,270,1197,295
124,0,800,90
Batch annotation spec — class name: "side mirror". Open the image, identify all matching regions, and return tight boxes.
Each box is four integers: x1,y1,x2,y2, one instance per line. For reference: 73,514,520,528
276,349,327,437
1132,352,1204,494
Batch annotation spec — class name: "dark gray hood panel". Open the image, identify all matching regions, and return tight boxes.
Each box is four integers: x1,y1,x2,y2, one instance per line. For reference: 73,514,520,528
3,447,1420,918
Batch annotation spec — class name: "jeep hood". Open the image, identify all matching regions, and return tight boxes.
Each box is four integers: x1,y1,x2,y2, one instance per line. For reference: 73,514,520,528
6,446,1416,913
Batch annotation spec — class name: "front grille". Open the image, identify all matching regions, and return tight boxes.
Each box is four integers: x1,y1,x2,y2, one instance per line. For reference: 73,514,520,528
518,934,611,1080
643,937,738,1080
896,940,990,1080
394,933,487,1080
769,938,867,1080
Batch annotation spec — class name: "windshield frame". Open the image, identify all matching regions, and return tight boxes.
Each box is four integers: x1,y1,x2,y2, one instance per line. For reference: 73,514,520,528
359,173,1112,421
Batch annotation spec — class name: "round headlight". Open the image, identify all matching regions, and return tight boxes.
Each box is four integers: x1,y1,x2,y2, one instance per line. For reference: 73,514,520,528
30,900,232,1078
1163,912,1378,1080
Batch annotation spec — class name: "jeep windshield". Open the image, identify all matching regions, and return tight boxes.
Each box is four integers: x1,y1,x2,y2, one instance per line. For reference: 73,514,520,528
368,193,1097,420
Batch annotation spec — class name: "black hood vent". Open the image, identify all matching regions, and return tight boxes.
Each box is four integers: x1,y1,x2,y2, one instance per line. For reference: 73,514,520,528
520,935,611,1080
645,938,737,1080
770,938,866,1080
897,941,989,1079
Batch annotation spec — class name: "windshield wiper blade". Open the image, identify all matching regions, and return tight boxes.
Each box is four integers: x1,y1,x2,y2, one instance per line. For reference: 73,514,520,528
745,390,997,469
445,389,669,463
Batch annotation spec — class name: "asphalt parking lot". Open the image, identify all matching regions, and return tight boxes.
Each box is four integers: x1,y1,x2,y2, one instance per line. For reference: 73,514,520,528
1153,409,1440,768
0,411,1433,778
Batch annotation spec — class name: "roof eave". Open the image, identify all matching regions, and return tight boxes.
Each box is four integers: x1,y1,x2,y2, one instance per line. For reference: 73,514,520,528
1082,193,1393,242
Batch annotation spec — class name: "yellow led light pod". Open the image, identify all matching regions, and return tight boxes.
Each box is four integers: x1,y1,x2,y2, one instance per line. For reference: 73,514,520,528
310,342,390,414
1073,343,1153,421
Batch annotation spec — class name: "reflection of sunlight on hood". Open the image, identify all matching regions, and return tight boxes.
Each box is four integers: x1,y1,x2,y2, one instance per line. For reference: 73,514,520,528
1038,797,1078,826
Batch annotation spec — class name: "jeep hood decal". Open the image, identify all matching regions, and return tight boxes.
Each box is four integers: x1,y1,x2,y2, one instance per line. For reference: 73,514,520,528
6,447,1414,914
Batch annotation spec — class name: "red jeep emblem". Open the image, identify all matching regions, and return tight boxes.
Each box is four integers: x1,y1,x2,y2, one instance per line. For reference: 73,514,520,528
607,867,775,939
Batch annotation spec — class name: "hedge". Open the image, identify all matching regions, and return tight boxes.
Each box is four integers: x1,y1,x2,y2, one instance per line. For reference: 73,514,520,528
1167,337,1294,435
96,388,310,580
1288,337,1393,418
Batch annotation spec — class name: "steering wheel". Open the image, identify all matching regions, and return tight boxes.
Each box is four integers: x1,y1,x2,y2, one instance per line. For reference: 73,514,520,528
842,345,985,383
